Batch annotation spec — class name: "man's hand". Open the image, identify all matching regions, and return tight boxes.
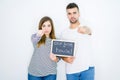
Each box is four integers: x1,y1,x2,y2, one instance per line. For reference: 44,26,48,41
77,26,92,35
62,56,75,64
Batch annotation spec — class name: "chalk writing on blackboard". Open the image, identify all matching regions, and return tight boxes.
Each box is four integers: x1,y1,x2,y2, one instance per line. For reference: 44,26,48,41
51,39,76,57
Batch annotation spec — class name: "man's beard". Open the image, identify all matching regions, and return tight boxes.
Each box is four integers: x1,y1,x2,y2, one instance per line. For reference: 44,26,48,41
70,20,78,24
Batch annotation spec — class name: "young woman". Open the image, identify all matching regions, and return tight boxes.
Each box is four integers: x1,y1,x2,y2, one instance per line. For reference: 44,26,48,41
28,16,59,80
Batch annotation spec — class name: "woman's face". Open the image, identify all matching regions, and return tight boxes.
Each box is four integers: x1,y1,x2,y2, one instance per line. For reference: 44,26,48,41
42,20,52,37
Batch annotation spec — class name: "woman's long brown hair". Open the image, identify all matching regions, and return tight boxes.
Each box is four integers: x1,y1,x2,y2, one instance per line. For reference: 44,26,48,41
37,16,56,47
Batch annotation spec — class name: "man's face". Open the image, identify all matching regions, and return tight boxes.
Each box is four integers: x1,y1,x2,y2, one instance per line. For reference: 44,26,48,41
66,7,80,24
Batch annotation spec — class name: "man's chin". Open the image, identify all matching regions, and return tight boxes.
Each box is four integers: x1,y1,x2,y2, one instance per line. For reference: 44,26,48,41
70,20,78,24
70,21,77,24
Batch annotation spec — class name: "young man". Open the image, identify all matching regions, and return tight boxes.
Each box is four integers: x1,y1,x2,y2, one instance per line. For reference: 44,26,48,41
61,3,95,80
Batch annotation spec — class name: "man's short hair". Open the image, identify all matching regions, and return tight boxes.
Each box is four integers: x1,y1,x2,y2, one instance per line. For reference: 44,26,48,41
66,3,79,11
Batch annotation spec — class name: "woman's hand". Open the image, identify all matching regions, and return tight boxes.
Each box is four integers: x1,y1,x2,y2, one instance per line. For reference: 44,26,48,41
50,53,59,62
37,30,45,37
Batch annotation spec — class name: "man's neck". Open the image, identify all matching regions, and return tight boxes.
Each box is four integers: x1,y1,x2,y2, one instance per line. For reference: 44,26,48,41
70,22,80,29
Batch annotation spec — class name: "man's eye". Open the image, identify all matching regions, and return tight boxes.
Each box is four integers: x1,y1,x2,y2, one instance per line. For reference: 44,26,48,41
73,12,76,14
68,13,71,15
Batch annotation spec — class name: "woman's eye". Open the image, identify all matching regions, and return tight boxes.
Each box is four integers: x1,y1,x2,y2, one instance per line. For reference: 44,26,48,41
48,25,51,27
42,25,45,27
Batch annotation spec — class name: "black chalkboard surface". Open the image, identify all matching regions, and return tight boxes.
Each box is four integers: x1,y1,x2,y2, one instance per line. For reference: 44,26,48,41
51,39,76,57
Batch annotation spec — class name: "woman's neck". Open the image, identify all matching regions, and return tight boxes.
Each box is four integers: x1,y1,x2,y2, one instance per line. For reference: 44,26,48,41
45,34,49,38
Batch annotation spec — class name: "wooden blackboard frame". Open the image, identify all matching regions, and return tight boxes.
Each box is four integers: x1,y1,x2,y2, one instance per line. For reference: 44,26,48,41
51,39,76,57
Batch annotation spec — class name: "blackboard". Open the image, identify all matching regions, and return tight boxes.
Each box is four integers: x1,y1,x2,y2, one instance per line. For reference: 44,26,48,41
51,39,76,57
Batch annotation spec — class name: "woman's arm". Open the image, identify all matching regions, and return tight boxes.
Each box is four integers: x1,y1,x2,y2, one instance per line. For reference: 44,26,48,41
31,33,41,45
31,30,44,45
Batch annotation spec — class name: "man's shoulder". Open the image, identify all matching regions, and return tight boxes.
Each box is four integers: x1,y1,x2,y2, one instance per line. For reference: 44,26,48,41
63,27,70,30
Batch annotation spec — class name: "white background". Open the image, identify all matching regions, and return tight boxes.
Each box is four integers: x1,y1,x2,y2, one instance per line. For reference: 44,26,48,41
0,0,120,80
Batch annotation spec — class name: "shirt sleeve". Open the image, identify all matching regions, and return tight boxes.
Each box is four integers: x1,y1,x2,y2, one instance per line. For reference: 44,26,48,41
31,33,41,48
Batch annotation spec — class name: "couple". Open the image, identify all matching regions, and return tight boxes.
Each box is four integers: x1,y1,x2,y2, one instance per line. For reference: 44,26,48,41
28,2,95,80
